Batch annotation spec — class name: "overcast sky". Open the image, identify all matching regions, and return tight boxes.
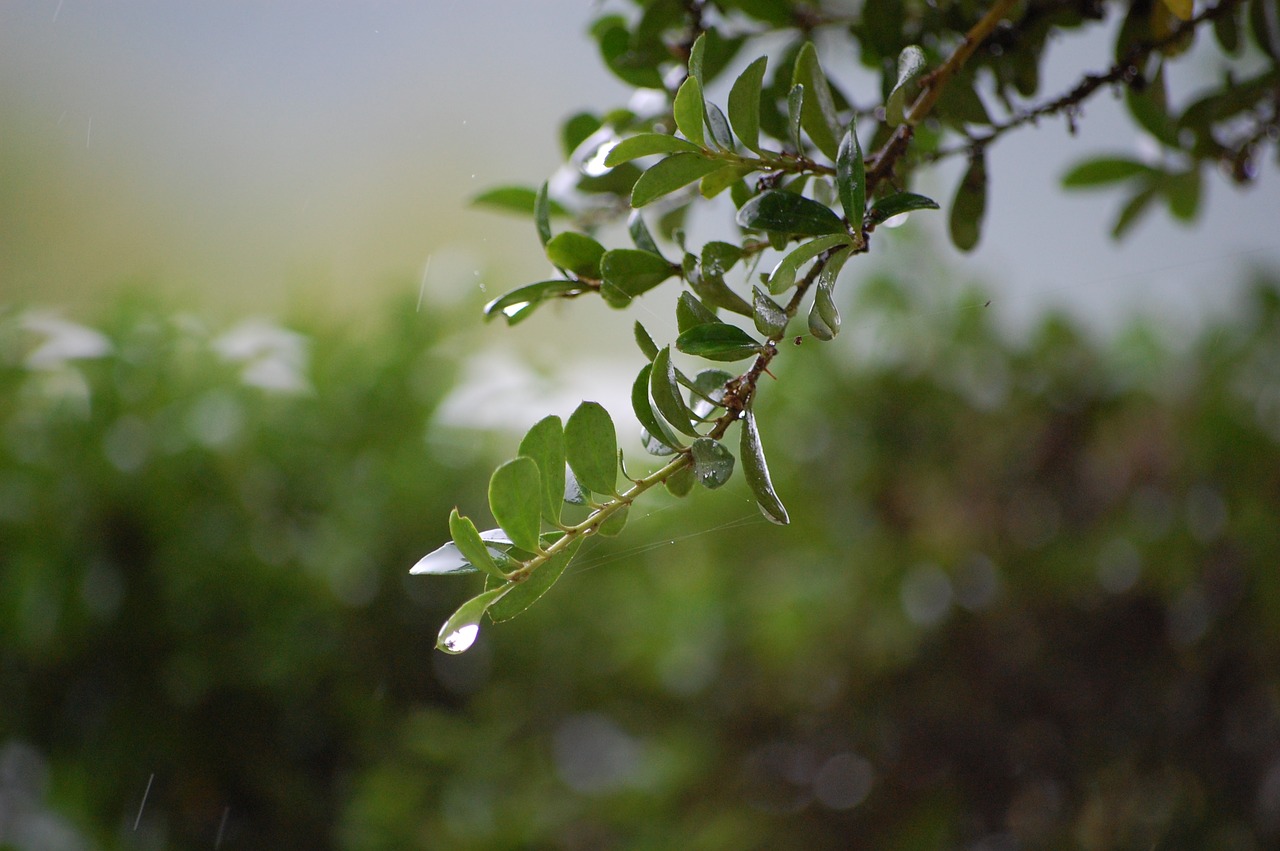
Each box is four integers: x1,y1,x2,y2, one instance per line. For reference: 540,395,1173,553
2,1,1277,338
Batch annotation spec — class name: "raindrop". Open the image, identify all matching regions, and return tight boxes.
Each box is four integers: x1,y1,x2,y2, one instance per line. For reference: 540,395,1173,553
440,623,479,654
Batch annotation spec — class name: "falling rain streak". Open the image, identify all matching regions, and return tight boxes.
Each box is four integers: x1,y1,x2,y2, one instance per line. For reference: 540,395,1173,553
133,772,154,830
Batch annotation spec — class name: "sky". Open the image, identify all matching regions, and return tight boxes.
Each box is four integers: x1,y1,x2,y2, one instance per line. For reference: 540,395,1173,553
1,1,1277,339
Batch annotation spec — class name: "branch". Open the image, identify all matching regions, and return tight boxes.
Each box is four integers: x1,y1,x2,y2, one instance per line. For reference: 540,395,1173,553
865,0,1022,195
927,0,1249,163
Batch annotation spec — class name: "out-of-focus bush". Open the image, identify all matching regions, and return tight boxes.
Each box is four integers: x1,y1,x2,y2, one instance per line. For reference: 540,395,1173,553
4,273,1280,849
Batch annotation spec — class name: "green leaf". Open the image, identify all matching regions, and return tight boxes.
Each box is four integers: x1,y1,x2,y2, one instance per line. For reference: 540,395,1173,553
700,165,753,199
518,416,566,526
736,190,846,236
632,364,685,453
489,457,544,553
651,346,699,437
949,149,987,253
565,402,619,496
600,249,678,305
632,153,725,207
688,368,734,418
677,292,719,334
598,505,629,537
688,32,707,85
1111,184,1158,239
546,232,606,278
1062,157,1157,187
561,112,602,159
764,234,851,295
808,281,840,340
484,280,583,326
886,45,926,126
676,323,763,362
866,192,939,227
787,84,805,152
665,463,696,497
741,403,789,524
534,181,552,247
628,211,665,258
488,538,583,622
674,76,708,147
752,286,789,337
605,134,703,167
437,586,511,653
837,116,866,236
473,186,569,218
729,56,768,154
705,102,734,151
449,509,507,580
634,320,660,361
690,437,735,489
702,241,743,276
792,42,841,159
1162,167,1201,222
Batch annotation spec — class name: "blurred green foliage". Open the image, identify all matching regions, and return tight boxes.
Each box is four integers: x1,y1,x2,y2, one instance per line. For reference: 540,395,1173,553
4,271,1280,848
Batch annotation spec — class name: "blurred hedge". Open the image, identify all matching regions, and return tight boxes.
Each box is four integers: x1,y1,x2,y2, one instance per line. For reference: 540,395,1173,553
3,275,1280,849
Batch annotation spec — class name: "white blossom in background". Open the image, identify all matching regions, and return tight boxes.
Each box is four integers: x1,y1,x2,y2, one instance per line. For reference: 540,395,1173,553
21,313,112,370
212,319,311,394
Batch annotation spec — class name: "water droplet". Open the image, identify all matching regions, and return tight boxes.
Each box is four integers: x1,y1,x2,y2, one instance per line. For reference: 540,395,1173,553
440,623,479,654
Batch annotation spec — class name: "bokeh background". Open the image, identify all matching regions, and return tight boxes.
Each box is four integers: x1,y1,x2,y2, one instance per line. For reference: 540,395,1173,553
3,1,1280,848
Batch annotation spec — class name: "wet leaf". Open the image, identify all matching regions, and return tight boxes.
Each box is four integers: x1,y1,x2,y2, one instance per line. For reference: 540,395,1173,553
437,586,511,654
866,192,939,227
546,232,606,278
690,437,735,489
705,102,734,150
753,286,789,337
561,112,602,159
484,280,583,325
489,457,544,553
688,31,707,85
689,368,734,418
677,292,719,334
837,116,866,236
409,541,483,576
792,42,841,159
605,133,703,167
1160,0,1191,21
518,416,566,526
741,403,789,524
787,84,805,152
634,320,660,361
729,56,768,154
632,153,725,207
674,75,707,147
600,249,677,305
676,323,763,361
565,401,619,496
627,211,665,258
488,538,583,622
886,45,926,126
632,364,685,453
949,149,987,253
736,190,846,236
808,281,840,340
449,509,507,580
534,181,552,247
765,234,851,295
651,346,699,437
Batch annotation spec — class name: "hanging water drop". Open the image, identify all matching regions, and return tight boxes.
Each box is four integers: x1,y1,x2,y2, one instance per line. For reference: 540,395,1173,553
439,623,480,654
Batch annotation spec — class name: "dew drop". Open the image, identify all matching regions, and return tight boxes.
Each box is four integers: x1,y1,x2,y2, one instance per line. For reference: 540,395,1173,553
440,623,480,654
